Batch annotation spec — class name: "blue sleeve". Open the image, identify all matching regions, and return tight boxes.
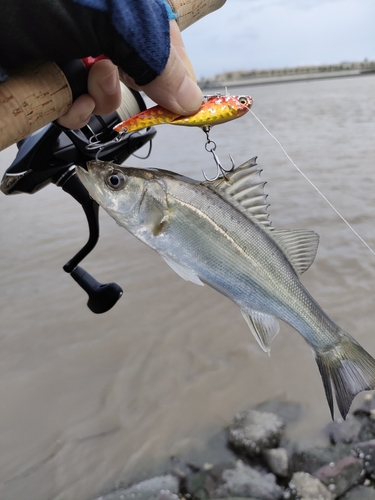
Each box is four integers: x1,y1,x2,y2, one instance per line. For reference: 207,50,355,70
163,1,178,21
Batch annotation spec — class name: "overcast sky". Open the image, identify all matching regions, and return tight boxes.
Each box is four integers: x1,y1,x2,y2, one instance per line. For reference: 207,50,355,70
182,0,375,79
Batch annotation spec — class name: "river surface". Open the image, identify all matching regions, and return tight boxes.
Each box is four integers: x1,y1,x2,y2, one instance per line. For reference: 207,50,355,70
0,75,374,500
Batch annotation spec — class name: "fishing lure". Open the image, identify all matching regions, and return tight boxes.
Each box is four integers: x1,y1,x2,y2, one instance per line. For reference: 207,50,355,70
113,94,253,133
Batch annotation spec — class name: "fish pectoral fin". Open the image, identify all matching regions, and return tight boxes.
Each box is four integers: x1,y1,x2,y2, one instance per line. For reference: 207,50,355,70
241,309,280,354
142,188,169,237
271,229,320,275
162,256,204,286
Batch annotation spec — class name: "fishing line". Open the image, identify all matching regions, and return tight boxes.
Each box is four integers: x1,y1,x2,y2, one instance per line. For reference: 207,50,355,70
249,109,375,257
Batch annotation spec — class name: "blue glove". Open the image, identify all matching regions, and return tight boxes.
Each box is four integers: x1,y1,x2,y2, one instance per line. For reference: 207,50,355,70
0,0,176,85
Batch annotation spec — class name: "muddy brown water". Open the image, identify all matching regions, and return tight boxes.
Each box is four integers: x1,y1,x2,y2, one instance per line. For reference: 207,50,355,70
0,74,374,500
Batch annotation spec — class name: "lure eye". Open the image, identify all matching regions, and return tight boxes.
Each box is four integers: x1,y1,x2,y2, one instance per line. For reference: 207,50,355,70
106,171,126,190
239,96,249,105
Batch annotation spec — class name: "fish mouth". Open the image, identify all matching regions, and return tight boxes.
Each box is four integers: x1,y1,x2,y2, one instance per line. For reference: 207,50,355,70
76,164,94,193
76,163,110,208
76,164,89,179
77,161,89,171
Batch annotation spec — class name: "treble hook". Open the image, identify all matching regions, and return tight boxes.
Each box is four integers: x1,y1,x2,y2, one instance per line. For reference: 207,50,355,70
86,132,127,151
202,151,235,182
201,126,235,182
86,132,128,160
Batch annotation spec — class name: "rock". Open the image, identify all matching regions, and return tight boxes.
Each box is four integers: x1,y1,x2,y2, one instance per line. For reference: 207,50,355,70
262,447,289,478
352,439,375,475
96,474,179,500
289,443,352,474
353,394,375,416
340,484,375,500
357,418,375,444
182,461,239,499
325,415,363,445
214,460,283,499
313,455,365,497
349,397,375,442
287,471,334,500
184,469,217,499
254,398,304,425
169,456,198,479
227,410,285,457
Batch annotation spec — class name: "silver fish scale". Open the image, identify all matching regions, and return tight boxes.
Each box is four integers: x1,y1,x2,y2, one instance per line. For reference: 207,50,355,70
153,176,340,351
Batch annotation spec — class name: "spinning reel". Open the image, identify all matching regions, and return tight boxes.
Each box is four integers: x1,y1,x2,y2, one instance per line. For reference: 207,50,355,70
1,85,156,313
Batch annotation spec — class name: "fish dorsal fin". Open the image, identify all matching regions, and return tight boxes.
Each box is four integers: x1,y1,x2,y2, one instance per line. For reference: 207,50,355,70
203,156,319,275
162,255,204,286
271,229,319,275
241,309,280,354
204,157,273,229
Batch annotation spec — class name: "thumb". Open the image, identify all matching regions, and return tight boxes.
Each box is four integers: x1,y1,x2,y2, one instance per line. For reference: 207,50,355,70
143,50,202,114
122,21,202,115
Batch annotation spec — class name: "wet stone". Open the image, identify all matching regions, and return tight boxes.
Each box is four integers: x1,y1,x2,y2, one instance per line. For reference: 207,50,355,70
340,484,375,500
254,398,304,426
352,439,375,475
325,415,363,445
262,447,289,478
353,394,375,416
227,410,285,457
357,418,375,444
97,474,179,500
214,459,283,499
182,461,240,499
169,456,197,479
287,471,334,500
289,443,352,475
185,469,217,499
313,455,365,497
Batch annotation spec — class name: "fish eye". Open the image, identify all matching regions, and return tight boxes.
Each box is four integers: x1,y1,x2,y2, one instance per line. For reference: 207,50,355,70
239,96,248,105
106,171,126,190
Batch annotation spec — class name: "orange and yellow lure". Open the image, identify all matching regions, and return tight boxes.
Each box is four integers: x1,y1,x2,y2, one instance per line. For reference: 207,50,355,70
113,94,253,133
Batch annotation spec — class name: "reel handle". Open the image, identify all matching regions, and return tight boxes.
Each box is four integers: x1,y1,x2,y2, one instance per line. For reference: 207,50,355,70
71,266,123,314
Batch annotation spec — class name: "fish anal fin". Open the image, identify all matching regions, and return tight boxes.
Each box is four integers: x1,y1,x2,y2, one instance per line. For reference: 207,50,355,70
241,309,280,355
162,256,204,286
272,229,320,275
315,332,375,420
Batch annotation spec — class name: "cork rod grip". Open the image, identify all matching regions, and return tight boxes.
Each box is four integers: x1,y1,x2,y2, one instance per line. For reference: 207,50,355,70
0,61,72,151
168,0,226,31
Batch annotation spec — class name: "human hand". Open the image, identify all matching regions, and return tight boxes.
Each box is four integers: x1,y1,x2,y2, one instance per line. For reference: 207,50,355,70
121,20,202,116
58,20,202,130
57,59,122,129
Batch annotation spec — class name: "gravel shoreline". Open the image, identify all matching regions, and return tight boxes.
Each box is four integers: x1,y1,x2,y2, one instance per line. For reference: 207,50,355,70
95,395,375,500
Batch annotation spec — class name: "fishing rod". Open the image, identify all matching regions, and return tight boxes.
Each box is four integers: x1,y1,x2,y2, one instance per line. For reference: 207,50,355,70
1,78,156,313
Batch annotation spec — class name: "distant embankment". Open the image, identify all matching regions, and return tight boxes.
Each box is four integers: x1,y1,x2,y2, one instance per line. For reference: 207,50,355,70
199,60,375,89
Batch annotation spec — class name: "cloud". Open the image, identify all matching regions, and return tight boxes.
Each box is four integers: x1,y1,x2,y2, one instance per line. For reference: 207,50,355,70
182,0,375,78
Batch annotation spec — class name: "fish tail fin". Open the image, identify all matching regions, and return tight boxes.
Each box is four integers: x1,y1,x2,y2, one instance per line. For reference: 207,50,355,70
315,331,375,420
